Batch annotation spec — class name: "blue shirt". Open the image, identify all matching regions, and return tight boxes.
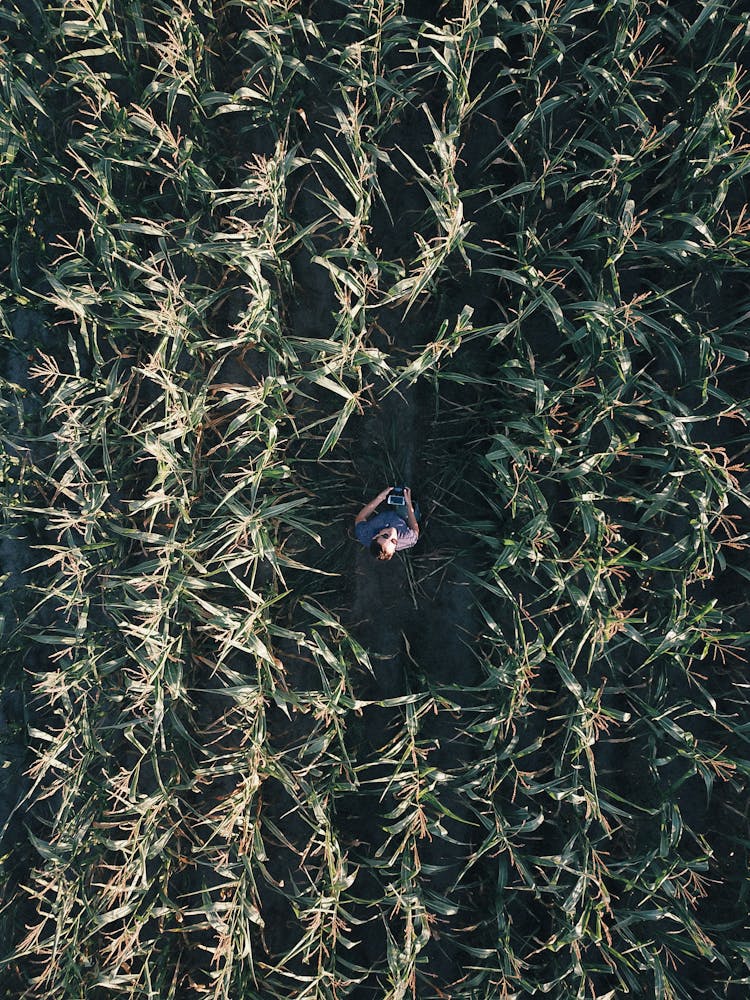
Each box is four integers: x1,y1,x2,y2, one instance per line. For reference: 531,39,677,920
354,511,418,551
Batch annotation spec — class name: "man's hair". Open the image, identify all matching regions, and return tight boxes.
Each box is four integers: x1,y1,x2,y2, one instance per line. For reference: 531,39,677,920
369,538,393,560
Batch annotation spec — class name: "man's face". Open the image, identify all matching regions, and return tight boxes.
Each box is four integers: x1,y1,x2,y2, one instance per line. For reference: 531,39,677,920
374,526,398,558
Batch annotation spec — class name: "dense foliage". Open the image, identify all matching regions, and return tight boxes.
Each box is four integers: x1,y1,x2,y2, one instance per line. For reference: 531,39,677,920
1,0,749,997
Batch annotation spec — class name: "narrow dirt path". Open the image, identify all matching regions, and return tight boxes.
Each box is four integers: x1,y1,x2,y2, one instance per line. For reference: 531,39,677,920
340,361,490,990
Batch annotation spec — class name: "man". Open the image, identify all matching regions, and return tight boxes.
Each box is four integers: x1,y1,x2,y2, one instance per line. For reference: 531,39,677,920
354,485,419,560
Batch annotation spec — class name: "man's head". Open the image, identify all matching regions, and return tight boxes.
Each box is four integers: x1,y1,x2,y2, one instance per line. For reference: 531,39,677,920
370,526,398,560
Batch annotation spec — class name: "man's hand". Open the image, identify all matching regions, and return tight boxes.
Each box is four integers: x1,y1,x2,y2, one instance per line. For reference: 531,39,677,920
404,487,412,505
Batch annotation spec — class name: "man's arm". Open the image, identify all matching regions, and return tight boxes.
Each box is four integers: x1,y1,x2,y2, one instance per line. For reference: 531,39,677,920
404,487,419,535
355,487,392,525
